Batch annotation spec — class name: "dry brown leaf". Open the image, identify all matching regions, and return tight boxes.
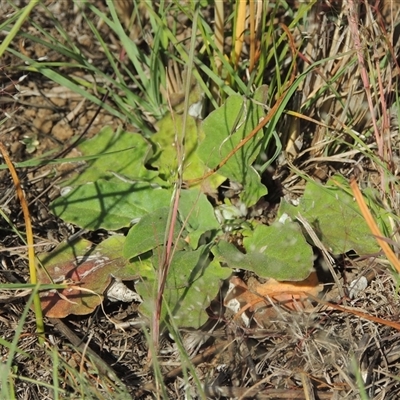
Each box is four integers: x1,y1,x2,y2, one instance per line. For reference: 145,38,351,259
224,272,322,327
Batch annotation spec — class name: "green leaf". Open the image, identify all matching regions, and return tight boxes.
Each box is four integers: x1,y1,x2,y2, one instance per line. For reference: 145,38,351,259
148,113,225,190
280,178,380,255
135,246,231,328
51,181,171,230
197,87,268,206
214,219,314,281
68,126,158,186
178,189,220,249
123,207,183,260
37,235,140,318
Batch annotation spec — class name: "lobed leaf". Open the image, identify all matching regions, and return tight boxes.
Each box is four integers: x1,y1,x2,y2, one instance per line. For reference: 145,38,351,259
68,126,159,186
197,86,269,206
279,178,380,255
123,206,183,260
51,180,171,230
214,218,314,281
178,189,220,249
134,246,231,328
148,113,225,190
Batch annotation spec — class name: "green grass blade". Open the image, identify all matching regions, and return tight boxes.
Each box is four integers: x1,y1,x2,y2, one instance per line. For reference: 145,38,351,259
0,0,40,58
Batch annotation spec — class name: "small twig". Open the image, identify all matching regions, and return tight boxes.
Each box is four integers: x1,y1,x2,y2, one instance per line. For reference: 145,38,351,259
49,318,126,384
213,0,224,71
136,341,228,397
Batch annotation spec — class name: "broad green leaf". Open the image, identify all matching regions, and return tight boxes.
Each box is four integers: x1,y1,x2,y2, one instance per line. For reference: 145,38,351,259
123,207,183,260
66,126,158,186
37,235,141,318
178,189,220,249
51,181,171,230
198,87,268,206
214,219,314,281
134,246,231,328
148,113,225,190
280,178,380,255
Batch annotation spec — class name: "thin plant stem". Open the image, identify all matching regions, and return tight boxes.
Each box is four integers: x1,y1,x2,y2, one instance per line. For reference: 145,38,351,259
0,143,45,343
152,4,200,353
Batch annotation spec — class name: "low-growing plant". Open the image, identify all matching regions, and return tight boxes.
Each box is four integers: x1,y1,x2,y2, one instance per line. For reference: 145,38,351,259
46,97,388,330
1,0,399,398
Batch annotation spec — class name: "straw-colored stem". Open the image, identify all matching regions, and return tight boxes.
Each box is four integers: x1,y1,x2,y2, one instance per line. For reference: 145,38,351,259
350,178,400,274
234,0,247,68
249,0,256,71
0,143,45,343
214,0,224,71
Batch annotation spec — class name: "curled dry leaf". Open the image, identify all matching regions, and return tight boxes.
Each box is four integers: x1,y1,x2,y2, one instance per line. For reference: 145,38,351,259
106,278,143,303
224,272,322,327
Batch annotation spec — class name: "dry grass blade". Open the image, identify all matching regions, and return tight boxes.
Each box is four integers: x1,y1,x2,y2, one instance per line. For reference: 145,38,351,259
298,1,393,161
233,0,247,69
349,178,400,274
347,0,386,168
0,143,44,342
307,293,400,332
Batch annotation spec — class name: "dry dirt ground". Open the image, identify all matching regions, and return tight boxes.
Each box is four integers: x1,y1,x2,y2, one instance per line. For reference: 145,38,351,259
1,1,400,399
